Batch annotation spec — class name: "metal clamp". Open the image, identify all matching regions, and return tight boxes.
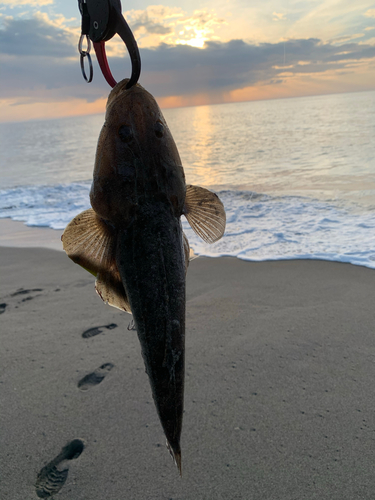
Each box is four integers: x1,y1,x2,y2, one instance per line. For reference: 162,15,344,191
77,0,141,89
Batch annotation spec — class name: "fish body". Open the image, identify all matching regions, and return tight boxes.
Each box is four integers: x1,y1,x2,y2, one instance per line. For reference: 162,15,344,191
116,210,185,467
62,79,226,472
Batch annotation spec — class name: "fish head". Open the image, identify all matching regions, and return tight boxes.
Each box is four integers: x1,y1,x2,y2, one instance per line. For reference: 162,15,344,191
90,79,186,226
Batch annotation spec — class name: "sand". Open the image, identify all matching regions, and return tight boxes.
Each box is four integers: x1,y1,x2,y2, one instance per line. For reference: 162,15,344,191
1,233,375,499
0,219,63,251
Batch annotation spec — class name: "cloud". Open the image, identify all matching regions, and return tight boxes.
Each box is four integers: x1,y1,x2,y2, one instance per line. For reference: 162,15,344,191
365,9,375,18
0,13,374,117
124,6,227,48
132,12,172,36
0,0,52,6
330,33,365,44
136,38,375,96
128,5,182,37
273,12,286,22
0,14,76,57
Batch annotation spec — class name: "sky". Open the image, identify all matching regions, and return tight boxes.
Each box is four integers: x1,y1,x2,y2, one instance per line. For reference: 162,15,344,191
0,0,374,122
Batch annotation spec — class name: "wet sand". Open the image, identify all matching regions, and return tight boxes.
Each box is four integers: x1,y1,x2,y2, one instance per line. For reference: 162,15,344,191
0,219,62,251
1,239,375,499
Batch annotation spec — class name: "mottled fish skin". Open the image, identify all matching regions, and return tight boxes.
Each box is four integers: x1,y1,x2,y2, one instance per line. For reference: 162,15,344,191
91,80,186,471
62,79,226,474
116,208,185,469
90,80,186,227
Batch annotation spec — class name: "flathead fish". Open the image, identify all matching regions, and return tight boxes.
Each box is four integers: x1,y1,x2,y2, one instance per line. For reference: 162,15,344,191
62,79,226,473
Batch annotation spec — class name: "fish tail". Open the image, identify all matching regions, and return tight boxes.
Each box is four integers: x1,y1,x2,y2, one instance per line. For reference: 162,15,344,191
167,440,182,476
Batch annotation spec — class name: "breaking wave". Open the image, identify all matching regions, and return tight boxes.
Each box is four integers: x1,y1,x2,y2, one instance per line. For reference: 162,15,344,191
1,184,374,269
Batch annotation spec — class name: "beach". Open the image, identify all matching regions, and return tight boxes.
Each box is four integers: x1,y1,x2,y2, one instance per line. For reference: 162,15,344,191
1,225,375,499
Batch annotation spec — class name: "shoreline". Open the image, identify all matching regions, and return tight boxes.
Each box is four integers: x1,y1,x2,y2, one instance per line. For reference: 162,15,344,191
1,217,375,273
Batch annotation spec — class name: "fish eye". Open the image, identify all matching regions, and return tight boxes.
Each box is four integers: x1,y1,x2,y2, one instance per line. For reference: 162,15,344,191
118,125,133,143
154,121,164,138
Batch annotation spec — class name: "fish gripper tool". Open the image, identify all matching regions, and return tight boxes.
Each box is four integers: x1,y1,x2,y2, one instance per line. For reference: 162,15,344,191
78,0,141,89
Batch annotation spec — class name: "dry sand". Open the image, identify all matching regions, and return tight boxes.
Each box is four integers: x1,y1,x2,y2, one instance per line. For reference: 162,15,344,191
1,237,375,499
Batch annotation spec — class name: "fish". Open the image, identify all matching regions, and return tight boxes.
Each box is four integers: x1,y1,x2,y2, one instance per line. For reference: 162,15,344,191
62,79,226,474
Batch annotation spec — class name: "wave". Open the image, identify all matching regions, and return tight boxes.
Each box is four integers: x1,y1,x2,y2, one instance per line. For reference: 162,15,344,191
1,184,375,269
0,183,91,230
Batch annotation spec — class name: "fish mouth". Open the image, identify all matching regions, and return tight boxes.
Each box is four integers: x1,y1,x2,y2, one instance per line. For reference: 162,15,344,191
115,203,186,471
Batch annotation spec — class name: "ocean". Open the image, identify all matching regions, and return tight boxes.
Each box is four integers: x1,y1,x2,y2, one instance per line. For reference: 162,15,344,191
1,90,374,268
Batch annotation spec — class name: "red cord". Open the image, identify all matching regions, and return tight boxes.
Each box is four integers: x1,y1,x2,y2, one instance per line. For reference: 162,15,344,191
93,41,117,88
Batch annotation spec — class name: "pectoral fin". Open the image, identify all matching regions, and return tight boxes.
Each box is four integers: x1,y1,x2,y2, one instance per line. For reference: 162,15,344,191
96,270,131,313
62,209,131,313
62,209,116,274
183,185,226,243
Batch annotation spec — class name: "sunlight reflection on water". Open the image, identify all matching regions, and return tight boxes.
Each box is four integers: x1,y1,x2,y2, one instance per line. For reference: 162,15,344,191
0,90,374,207
0,91,374,266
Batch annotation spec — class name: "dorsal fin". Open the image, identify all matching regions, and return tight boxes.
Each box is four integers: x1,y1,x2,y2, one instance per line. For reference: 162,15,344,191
183,185,226,243
62,209,131,313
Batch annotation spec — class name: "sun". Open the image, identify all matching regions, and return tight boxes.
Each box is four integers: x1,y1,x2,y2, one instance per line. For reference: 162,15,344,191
125,7,227,50
174,12,224,48
174,26,211,48
176,36,206,48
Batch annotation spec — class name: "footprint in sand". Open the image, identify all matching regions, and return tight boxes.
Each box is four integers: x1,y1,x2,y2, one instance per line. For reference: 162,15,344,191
78,363,114,390
35,439,84,498
2,288,44,310
11,288,43,297
82,323,117,339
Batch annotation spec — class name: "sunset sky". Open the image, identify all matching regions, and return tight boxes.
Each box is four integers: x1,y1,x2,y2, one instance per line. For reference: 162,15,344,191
0,0,374,122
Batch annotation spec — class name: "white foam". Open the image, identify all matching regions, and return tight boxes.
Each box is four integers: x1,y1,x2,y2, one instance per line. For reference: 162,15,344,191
0,183,91,230
1,185,375,269
182,191,375,269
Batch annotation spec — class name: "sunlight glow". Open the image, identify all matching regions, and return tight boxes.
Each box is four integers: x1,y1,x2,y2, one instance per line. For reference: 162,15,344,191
1,2,374,122
1,0,52,6
0,97,107,123
124,6,226,49
174,11,224,48
175,32,207,48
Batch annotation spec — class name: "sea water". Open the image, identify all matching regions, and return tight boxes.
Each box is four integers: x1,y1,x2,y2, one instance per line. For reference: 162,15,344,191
0,90,374,268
